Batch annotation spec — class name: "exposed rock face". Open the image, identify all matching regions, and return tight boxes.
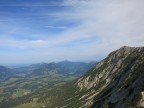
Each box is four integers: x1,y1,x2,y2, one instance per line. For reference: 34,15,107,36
139,92,144,107
76,46,144,108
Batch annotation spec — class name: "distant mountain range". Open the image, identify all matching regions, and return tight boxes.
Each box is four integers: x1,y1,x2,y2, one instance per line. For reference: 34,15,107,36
28,61,96,77
0,61,96,80
7,61,96,76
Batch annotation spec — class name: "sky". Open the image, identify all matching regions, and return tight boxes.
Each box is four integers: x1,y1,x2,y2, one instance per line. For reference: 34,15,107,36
0,0,144,65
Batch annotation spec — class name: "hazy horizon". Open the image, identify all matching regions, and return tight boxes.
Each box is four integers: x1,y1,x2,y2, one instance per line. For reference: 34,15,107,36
2,59,98,67
0,0,144,64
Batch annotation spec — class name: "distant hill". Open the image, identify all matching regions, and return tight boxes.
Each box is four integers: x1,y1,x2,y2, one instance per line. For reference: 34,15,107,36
28,61,96,77
0,66,13,81
13,63,42,75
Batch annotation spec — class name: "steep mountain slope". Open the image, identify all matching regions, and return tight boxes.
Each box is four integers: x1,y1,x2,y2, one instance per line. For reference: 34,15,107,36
77,46,144,108
1,46,144,108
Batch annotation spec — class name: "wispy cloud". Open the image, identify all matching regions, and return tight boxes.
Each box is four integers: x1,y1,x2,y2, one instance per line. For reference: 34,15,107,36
0,0,144,64
45,25,68,29
61,0,144,48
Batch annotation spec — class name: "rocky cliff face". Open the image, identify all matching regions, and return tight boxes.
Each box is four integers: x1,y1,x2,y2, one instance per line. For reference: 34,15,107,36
75,46,144,108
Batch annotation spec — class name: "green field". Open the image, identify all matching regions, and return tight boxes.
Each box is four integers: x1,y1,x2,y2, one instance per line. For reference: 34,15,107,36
0,73,77,104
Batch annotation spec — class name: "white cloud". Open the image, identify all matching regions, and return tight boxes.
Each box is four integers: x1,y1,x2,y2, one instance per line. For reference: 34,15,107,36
0,0,144,64
61,0,144,50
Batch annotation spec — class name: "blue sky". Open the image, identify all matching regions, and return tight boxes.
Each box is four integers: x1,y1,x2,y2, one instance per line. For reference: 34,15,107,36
0,0,144,65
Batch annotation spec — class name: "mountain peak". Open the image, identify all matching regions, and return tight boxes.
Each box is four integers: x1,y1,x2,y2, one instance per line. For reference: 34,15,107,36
109,46,144,60
120,46,144,51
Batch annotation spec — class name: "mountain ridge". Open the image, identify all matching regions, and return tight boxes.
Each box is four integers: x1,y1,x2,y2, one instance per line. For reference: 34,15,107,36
76,46,144,108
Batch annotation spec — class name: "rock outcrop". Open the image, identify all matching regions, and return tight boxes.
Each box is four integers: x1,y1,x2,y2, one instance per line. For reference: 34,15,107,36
76,46,144,108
